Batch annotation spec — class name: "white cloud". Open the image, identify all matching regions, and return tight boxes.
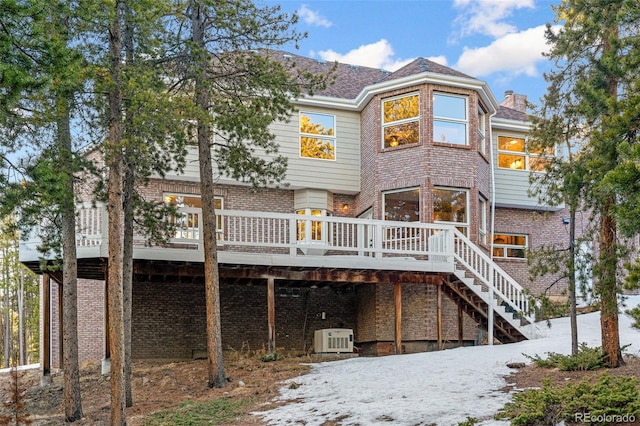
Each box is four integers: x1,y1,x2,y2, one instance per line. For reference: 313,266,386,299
297,4,332,28
427,55,448,67
454,25,555,78
453,0,535,38
315,39,415,71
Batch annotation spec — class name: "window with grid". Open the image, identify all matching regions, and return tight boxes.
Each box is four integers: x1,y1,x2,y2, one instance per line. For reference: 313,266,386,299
497,136,553,171
382,93,420,148
433,93,468,145
300,111,336,160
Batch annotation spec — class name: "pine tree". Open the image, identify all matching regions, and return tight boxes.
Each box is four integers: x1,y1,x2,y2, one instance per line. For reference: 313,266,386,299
539,0,640,366
170,0,331,387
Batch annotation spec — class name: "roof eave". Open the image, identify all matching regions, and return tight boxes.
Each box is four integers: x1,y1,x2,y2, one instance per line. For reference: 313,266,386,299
491,116,531,132
296,71,500,113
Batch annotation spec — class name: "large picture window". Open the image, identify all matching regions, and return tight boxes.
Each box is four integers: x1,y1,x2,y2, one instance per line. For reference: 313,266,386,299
382,94,419,148
383,188,420,222
433,93,467,145
492,233,527,259
164,194,223,239
433,187,468,235
497,136,552,171
300,111,336,160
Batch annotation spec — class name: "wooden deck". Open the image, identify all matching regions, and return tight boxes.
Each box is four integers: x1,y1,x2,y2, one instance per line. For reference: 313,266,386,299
19,204,539,341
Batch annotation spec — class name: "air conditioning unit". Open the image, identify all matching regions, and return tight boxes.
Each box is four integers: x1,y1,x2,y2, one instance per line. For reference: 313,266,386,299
314,328,354,354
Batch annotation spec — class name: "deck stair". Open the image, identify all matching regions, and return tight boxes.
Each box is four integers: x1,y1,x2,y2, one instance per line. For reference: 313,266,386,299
445,229,540,341
442,272,528,343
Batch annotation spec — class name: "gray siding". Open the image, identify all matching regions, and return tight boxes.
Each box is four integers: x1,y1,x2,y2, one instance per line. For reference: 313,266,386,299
163,108,361,194
492,130,546,209
273,107,361,193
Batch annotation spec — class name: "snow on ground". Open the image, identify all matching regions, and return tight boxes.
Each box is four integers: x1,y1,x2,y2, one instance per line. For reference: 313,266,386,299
257,296,640,426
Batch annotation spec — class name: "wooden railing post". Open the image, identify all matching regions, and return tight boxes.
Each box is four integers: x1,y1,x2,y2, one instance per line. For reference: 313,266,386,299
487,264,494,346
289,217,297,256
375,224,383,259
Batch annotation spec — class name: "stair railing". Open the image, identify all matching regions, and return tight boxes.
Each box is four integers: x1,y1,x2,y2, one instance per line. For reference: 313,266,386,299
450,228,535,324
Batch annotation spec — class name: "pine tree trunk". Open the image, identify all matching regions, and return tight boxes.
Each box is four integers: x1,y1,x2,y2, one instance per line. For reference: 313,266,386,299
18,270,24,366
107,1,127,423
57,94,83,421
122,3,135,406
598,27,623,368
122,157,134,408
191,0,226,389
3,250,9,368
569,207,578,356
599,206,623,367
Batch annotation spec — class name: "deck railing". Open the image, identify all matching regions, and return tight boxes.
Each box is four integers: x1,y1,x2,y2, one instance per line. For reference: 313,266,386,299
24,203,531,322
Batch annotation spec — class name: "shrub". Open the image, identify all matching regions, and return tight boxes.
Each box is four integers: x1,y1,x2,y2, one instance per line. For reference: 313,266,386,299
524,343,606,371
497,374,640,425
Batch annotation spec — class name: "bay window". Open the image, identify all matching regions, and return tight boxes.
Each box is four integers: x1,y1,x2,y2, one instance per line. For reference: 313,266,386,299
296,208,330,242
163,194,223,240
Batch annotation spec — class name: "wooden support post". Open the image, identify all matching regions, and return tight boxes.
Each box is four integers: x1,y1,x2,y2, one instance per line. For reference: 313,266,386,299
458,303,464,346
41,273,51,385
57,280,63,369
437,282,443,351
102,270,111,375
267,277,276,354
394,282,402,355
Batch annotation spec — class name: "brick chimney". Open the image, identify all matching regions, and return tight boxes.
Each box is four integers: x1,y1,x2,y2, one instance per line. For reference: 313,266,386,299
500,90,528,113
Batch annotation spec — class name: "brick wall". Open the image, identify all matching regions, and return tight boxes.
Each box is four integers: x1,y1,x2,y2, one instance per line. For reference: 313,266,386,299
494,206,581,297
45,278,104,368
355,282,478,355
130,279,357,359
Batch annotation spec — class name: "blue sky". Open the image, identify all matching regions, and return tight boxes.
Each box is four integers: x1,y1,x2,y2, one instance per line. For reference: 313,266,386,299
263,0,561,107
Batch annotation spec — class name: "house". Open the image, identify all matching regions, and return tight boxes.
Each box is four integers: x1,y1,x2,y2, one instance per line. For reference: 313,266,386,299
20,51,575,373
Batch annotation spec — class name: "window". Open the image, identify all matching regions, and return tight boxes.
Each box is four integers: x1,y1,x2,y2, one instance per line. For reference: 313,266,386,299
433,187,468,235
383,188,420,222
479,197,488,245
382,94,419,148
477,105,487,154
296,208,330,242
300,111,336,160
497,136,553,171
383,188,420,240
492,233,527,259
163,194,223,239
433,93,467,145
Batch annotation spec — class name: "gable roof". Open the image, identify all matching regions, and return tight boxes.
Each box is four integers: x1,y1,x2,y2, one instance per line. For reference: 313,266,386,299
382,57,476,82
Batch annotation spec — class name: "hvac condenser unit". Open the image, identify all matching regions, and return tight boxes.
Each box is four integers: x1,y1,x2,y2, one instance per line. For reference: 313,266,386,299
314,328,354,354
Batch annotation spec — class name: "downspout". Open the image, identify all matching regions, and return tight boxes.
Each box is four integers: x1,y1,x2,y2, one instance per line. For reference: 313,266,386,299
488,111,497,260
488,109,497,346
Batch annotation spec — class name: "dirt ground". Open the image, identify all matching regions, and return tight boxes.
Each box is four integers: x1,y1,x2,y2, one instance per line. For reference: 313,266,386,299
2,353,640,425
0,352,317,425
